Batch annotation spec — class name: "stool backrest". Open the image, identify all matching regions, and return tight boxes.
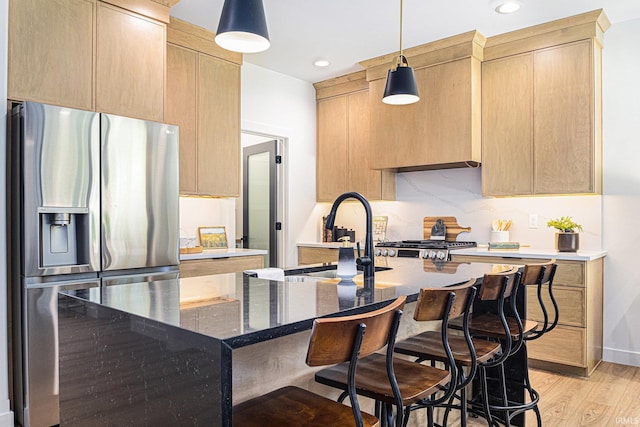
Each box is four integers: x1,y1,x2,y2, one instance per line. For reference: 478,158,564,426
478,267,520,301
522,259,559,339
477,267,524,363
521,259,556,286
413,278,476,321
306,295,407,366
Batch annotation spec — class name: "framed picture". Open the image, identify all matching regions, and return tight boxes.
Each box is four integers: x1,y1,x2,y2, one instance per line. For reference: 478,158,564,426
198,226,228,249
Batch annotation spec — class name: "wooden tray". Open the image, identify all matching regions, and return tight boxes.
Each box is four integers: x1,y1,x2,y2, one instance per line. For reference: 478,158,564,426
423,216,472,241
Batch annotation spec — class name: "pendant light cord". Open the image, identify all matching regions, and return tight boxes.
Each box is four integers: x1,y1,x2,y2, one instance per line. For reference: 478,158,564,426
399,0,404,57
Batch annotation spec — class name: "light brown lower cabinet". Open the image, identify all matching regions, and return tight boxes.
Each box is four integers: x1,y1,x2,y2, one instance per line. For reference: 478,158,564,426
297,246,360,265
179,256,264,278
449,254,603,377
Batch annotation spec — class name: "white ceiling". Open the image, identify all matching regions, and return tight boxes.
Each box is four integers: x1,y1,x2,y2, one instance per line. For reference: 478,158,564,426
170,0,640,84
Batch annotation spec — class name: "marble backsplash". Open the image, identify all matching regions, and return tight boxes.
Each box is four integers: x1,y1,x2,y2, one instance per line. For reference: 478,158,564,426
314,167,603,251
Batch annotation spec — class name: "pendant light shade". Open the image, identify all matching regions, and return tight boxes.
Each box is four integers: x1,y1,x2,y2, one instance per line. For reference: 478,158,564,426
215,0,270,53
382,55,419,105
383,0,419,105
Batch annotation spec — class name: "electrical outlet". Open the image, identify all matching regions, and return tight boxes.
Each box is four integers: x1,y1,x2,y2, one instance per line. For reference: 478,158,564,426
529,214,539,229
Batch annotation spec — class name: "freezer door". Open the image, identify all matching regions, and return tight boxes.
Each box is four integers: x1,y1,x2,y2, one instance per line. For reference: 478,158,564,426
21,278,100,427
101,114,180,271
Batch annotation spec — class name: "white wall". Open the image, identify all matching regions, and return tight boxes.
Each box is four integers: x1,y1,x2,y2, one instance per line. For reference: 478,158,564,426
179,197,237,247
240,62,317,267
602,18,640,367
313,168,603,250
0,0,14,423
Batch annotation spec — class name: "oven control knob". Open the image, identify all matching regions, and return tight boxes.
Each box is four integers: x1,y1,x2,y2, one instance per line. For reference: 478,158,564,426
436,250,447,260
382,249,389,257
375,249,382,257
429,250,437,259
388,249,396,257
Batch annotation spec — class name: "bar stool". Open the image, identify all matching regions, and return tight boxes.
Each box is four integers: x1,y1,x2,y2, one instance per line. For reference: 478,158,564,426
393,278,502,427
456,262,557,427
233,295,407,427
314,287,462,427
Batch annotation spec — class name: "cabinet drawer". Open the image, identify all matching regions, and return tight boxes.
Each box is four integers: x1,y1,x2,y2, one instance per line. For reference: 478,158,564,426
179,256,264,278
527,324,585,367
298,247,347,265
526,285,584,327
450,256,585,287
553,261,584,287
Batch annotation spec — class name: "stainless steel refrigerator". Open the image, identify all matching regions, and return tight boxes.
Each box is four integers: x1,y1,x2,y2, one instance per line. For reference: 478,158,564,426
9,101,180,427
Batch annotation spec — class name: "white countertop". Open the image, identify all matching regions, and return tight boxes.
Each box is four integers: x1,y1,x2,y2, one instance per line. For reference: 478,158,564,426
451,246,607,261
297,242,607,261
297,242,345,248
180,248,268,261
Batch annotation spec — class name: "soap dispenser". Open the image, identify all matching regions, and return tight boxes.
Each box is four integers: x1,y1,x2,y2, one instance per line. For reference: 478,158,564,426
336,236,357,279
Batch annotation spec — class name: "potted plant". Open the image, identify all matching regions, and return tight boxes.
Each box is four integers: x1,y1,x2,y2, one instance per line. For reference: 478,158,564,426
547,216,583,252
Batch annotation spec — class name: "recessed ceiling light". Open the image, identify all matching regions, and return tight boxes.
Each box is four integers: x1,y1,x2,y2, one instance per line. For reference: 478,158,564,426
491,0,522,14
313,59,331,67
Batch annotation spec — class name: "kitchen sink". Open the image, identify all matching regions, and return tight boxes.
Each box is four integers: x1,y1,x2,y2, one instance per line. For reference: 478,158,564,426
284,264,392,279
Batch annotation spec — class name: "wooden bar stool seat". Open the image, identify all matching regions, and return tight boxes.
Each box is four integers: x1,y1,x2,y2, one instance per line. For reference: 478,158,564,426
233,386,380,426
395,330,501,367
451,312,538,339
315,286,466,427
233,296,407,427
316,352,451,404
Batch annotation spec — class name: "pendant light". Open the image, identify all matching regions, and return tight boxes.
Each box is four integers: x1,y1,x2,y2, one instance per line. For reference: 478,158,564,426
382,0,419,105
215,0,270,53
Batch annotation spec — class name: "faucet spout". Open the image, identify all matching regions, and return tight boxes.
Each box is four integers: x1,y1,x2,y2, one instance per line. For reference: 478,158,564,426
325,192,375,289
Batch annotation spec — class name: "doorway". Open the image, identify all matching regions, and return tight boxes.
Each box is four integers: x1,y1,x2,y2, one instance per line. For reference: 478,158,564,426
239,134,285,268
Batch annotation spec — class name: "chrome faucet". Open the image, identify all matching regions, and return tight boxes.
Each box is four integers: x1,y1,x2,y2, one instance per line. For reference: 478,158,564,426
325,192,375,289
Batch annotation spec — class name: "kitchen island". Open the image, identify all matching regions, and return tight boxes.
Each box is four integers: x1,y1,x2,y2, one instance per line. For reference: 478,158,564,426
58,261,508,426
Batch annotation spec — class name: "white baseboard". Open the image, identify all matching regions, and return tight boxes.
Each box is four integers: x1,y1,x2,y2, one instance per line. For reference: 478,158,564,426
603,347,640,368
0,410,14,427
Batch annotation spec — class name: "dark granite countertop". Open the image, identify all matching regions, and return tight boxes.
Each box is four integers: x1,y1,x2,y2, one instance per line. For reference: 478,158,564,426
64,260,505,349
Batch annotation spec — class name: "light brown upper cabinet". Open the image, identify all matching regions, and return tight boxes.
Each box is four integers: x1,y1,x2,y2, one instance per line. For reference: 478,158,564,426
166,44,198,193
96,2,165,122
8,0,169,122
360,31,485,172
482,10,610,196
8,0,95,109
166,18,242,197
314,72,395,202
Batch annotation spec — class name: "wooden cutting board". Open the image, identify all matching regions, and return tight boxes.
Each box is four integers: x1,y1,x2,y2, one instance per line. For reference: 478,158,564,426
423,216,472,241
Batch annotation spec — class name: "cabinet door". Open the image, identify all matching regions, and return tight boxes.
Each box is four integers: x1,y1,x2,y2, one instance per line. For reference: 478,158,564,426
534,41,595,194
482,53,534,196
316,96,348,202
197,54,241,197
166,44,198,194
369,58,478,170
347,91,395,200
8,0,94,109
96,2,165,121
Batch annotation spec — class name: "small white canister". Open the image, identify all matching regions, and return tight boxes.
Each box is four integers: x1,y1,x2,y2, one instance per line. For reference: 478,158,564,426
491,230,510,243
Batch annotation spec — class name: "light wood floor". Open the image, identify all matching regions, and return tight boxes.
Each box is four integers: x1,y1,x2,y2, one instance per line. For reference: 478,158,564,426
465,362,640,426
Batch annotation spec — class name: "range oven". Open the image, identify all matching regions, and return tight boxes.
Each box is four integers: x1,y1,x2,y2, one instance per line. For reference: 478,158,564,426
376,240,477,260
